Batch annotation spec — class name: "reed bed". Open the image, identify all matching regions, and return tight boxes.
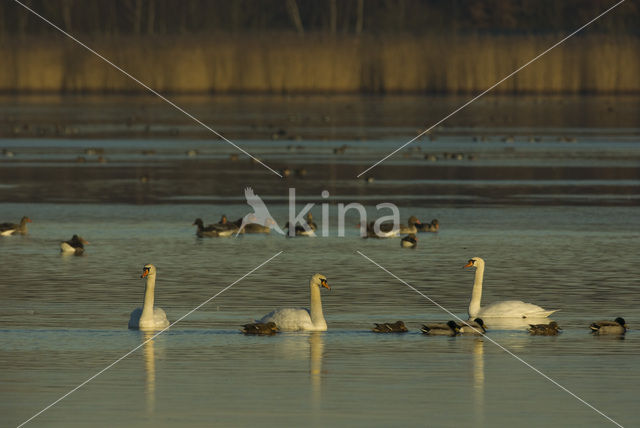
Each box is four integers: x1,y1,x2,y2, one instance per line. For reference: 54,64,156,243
0,33,637,94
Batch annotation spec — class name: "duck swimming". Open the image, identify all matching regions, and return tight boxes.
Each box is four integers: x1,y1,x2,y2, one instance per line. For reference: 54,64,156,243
372,321,408,333
590,317,627,335
421,321,460,336
60,234,89,255
0,216,31,236
528,321,561,336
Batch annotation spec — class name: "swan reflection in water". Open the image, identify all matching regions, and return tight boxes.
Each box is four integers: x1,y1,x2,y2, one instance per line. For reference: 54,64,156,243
143,331,156,416
309,332,325,409
472,339,484,426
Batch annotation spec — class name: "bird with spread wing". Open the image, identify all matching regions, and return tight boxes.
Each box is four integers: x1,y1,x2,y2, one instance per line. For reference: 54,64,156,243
236,187,284,235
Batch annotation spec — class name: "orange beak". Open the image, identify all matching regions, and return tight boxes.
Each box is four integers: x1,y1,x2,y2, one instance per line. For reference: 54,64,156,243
320,279,330,290
141,269,149,278
463,261,474,268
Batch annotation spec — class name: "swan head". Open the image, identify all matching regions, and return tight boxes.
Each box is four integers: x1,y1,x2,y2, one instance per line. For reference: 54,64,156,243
141,263,156,279
463,257,485,269
614,317,627,327
311,273,330,290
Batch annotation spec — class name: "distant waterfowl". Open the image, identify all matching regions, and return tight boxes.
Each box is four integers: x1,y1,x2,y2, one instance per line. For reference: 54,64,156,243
236,188,285,235
129,264,170,330
285,222,316,237
215,215,240,234
458,318,487,334
401,234,417,248
280,167,292,178
0,216,31,236
376,216,421,235
333,144,348,155
372,321,408,333
60,234,89,255
464,257,557,319
193,218,230,237
306,212,318,231
528,321,561,336
365,220,399,238
590,317,627,335
416,219,439,233
242,322,279,335
258,274,329,331
421,321,460,336
232,216,272,234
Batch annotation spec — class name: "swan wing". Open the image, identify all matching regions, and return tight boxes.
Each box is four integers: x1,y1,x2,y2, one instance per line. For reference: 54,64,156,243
153,307,170,328
258,308,313,331
478,300,556,318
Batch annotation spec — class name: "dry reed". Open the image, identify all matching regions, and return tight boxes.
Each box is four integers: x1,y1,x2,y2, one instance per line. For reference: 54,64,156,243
0,33,637,94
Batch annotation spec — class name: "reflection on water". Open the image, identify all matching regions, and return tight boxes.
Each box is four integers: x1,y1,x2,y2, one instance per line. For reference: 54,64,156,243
143,331,156,417
473,339,484,426
1,202,639,427
309,332,325,412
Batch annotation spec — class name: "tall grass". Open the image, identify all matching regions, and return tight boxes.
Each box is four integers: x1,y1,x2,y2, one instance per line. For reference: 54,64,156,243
0,33,637,94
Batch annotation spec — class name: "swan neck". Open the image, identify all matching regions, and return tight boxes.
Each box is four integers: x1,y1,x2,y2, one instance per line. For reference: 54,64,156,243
309,282,326,327
468,265,484,318
141,274,156,320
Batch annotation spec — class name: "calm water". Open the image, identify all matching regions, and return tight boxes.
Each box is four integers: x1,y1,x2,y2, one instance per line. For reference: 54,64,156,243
1,202,639,427
1,95,640,427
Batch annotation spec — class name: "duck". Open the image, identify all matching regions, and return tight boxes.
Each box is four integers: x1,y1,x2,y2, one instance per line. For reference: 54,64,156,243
458,318,487,334
0,216,32,236
215,215,240,234
242,322,279,335
379,216,421,234
464,257,557,319
364,220,400,238
284,222,316,237
232,217,271,234
128,264,170,330
60,234,89,255
590,317,627,335
400,234,417,248
192,218,224,237
420,321,460,336
257,274,329,331
528,321,561,336
372,321,408,333
306,212,318,231
416,219,439,233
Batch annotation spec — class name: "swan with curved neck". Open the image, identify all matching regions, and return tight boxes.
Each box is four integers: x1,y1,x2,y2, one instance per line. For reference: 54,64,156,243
464,257,556,319
129,264,170,330
258,274,330,331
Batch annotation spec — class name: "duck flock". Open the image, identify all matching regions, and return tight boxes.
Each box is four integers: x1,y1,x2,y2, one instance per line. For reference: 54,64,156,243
2,214,628,339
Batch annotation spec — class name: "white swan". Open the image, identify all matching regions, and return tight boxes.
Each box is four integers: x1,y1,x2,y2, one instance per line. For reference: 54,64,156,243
128,264,170,330
464,257,557,319
258,274,330,331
